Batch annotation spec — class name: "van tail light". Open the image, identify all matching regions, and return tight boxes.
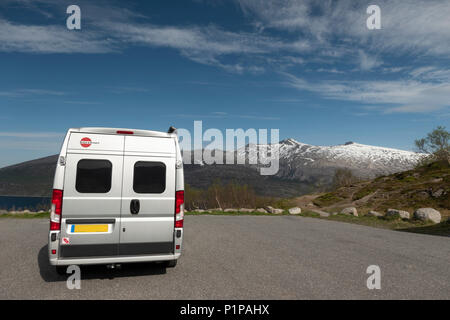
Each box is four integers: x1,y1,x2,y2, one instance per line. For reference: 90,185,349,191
116,130,134,135
175,190,184,228
50,189,63,231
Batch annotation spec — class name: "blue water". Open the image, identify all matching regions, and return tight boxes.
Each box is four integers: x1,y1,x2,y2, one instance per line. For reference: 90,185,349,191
0,196,51,211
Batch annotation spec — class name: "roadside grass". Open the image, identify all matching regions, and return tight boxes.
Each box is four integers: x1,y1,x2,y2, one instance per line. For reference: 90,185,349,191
1,210,448,237
0,212,50,219
398,220,450,237
303,210,450,237
185,210,290,216
187,210,449,237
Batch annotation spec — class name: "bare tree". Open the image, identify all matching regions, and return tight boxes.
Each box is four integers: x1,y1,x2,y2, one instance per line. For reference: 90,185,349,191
332,168,359,188
415,126,450,163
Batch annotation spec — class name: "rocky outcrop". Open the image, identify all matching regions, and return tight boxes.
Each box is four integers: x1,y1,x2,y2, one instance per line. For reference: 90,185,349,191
367,210,383,217
386,209,410,219
265,206,284,214
288,207,301,215
341,207,358,216
311,209,330,217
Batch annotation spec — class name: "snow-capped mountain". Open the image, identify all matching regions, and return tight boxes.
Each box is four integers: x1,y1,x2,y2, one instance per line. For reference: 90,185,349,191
237,138,426,181
0,139,426,199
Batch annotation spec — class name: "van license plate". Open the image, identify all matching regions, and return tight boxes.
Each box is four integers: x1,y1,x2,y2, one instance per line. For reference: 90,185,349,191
72,224,108,233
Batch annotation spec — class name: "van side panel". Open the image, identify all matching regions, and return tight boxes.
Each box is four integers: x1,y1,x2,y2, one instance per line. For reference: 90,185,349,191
48,131,71,265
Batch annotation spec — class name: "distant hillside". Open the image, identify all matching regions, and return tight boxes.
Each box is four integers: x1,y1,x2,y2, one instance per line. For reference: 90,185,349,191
310,160,450,216
0,155,57,197
0,155,312,198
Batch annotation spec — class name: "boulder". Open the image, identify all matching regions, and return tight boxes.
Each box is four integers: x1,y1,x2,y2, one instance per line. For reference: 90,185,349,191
223,208,237,213
194,209,205,213
255,208,268,213
386,209,410,219
414,208,441,224
210,208,223,212
341,207,358,217
239,208,255,213
288,207,301,215
367,210,383,217
265,206,284,214
431,189,445,198
312,209,330,217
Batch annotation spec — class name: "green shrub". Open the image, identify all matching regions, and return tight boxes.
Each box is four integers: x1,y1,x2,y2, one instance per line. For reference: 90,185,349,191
313,193,342,207
353,188,376,200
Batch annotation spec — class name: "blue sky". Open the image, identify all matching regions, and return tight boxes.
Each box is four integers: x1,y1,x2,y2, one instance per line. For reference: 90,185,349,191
0,0,449,167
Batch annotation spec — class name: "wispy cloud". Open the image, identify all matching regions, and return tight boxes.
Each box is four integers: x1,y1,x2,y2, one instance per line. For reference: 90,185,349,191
0,19,116,53
1,0,449,75
98,22,310,73
283,72,450,113
357,50,382,71
237,0,450,57
0,0,449,115
169,112,280,120
0,88,66,97
62,100,103,105
106,86,152,94
0,132,64,138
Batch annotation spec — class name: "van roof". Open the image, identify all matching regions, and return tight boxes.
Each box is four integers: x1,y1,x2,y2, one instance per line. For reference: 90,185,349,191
69,127,175,138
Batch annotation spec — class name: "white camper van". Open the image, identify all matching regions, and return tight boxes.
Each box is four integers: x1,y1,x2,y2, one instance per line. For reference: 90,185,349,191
48,127,184,274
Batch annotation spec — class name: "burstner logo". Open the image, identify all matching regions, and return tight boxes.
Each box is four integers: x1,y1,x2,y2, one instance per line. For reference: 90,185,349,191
80,137,92,148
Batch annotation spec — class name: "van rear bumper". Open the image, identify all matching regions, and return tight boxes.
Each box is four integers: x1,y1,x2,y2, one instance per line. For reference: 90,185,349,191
51,253,181,266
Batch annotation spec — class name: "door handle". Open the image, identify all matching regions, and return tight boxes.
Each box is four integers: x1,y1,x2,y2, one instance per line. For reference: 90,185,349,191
130,199,140,214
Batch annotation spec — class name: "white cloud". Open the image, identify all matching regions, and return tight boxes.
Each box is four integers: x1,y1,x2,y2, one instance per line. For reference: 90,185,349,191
237,0,450,57
283,72,450,113
98,22,311,73
170,112,280,120
0,0,448,115
0,19,116,53
409,67,450,82
0,88,66,97
1,0,448,75
0,132,64,138
357,50,382,71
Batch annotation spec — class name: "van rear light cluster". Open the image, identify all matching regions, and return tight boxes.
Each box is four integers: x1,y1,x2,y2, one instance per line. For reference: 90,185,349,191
175,190,184,228
50,189,63,230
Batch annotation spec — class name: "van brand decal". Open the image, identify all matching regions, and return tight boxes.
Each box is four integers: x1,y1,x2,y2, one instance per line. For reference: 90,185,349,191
80,137,92,148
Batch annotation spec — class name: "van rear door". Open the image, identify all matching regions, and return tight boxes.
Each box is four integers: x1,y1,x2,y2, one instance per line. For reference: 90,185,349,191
119,136,176,255
59,133,124,258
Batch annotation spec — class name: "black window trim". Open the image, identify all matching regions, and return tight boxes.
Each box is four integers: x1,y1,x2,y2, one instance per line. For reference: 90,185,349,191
75,158,113,194
133,160,166,194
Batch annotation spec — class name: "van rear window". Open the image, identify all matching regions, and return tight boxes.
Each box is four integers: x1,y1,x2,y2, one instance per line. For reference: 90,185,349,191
76,159,112,193
133,161,166,193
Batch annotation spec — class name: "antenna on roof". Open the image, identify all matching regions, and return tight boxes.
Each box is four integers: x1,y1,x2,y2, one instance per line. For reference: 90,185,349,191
168,126,177,133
